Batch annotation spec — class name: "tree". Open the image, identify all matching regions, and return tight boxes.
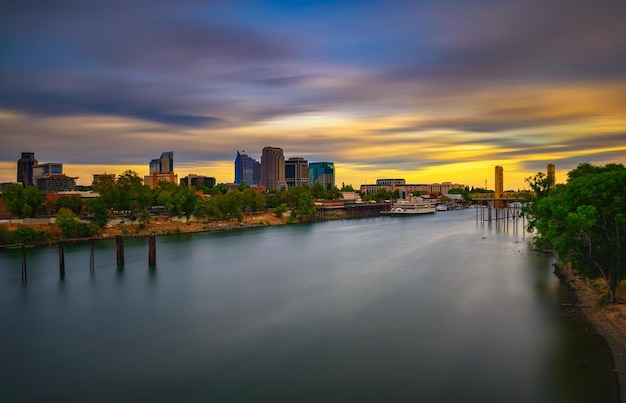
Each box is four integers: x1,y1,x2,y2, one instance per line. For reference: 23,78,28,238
341,184,355,192
55,207,95,239
53,195,85,215
274,203,288,218
224,190,244,222
242,188,266,212
115,170,152,221
311,184,326,199
86,198,109,227
527,163,626,302
2,184,44,218
326,186,343,200
296,192,316,220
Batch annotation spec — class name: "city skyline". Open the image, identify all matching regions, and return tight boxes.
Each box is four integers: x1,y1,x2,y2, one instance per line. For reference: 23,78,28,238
1,1,625,189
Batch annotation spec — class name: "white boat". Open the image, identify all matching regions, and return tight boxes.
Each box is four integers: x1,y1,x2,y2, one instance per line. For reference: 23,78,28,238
385,198,436,216
435,203,448,211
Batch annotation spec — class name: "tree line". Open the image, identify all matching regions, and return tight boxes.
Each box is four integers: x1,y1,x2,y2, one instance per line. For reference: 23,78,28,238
525,163,626,302
1,170,350,243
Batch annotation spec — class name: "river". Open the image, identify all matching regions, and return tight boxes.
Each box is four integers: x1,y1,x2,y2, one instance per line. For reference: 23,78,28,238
0,209,618,402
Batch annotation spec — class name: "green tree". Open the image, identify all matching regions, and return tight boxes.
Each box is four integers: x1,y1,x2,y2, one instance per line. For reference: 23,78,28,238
296,192,316,220
242,188,266,212
86,198,109,227
326,186,343,200
341,184,355,192
115,170,152,221
274,203,288,218
310,184,326,199
281,186,308,207
224,190,245,222
54,195,85,215
55,208,95,239
527,163,626,302
1,184,44,218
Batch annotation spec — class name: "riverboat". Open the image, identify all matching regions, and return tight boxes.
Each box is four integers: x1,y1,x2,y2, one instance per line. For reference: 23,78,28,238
384,198,436,216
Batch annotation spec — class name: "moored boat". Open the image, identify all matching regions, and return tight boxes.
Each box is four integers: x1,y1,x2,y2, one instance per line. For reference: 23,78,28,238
384,197,436,216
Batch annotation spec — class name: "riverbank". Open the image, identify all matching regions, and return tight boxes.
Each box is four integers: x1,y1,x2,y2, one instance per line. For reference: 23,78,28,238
0,212,290,247
555,264,626,402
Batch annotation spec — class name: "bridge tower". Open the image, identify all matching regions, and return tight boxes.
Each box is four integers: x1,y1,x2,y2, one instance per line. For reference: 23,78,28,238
495,165,504,199
547,163,556,189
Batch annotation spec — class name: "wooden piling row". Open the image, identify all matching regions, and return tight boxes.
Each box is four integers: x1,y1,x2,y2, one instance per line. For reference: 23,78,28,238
17,234,159,281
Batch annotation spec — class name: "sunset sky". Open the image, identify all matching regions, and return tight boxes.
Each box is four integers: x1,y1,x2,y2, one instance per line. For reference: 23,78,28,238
1,0,625,190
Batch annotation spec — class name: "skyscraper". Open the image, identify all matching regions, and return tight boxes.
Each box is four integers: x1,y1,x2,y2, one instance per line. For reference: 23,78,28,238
308,162,335,191
17,152,37,186
150,151,174,174
145,151,177,188
285,157,308,188
234,151,261,186
261,146,286,191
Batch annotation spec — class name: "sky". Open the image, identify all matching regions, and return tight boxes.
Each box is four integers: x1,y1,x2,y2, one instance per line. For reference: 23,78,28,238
1,0,625,190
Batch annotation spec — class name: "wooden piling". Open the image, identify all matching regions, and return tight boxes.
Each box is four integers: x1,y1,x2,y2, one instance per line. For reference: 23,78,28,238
148,232,156,266
90,239,95,272
58,241,65,275
116,235,125,266
21,244,27,283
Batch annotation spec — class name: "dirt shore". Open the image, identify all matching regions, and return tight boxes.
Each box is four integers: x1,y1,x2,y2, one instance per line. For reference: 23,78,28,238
0,212,289,243
555,264,626,402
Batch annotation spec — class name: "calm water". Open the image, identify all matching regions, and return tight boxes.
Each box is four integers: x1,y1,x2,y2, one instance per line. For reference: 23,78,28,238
0,209,617,402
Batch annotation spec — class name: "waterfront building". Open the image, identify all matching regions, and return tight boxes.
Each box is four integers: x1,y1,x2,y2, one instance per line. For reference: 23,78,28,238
234,151,261,186
181,174,216,188
308,162,335,191
360,179,464,197
261,147,286,191
285,157,308,188
144,151,177,189
16,152,37,186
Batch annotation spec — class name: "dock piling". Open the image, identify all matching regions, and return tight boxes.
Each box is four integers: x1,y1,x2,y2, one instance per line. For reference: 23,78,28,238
21,244,27,283
149,232,156,266
116,236,125,266
58,241,65,276
90,239,95,272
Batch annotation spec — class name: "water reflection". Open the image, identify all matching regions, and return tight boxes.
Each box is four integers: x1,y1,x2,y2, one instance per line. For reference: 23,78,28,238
0,210,619,402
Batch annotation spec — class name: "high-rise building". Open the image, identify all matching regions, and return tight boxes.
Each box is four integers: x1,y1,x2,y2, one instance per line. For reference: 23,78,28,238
547,163,556,189
495,165,504,199
17,152,37,186
150,151,174,174
145,151,177,188
261,147,286,191
33,163,63,179
234,151,261,186
285,157,308,188
309,162,335,191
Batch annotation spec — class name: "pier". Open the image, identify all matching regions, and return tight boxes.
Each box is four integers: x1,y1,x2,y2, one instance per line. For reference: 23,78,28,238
314,202,389,221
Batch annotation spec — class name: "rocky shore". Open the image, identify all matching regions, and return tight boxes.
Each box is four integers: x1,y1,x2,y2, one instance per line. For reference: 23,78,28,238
554,264,626,402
